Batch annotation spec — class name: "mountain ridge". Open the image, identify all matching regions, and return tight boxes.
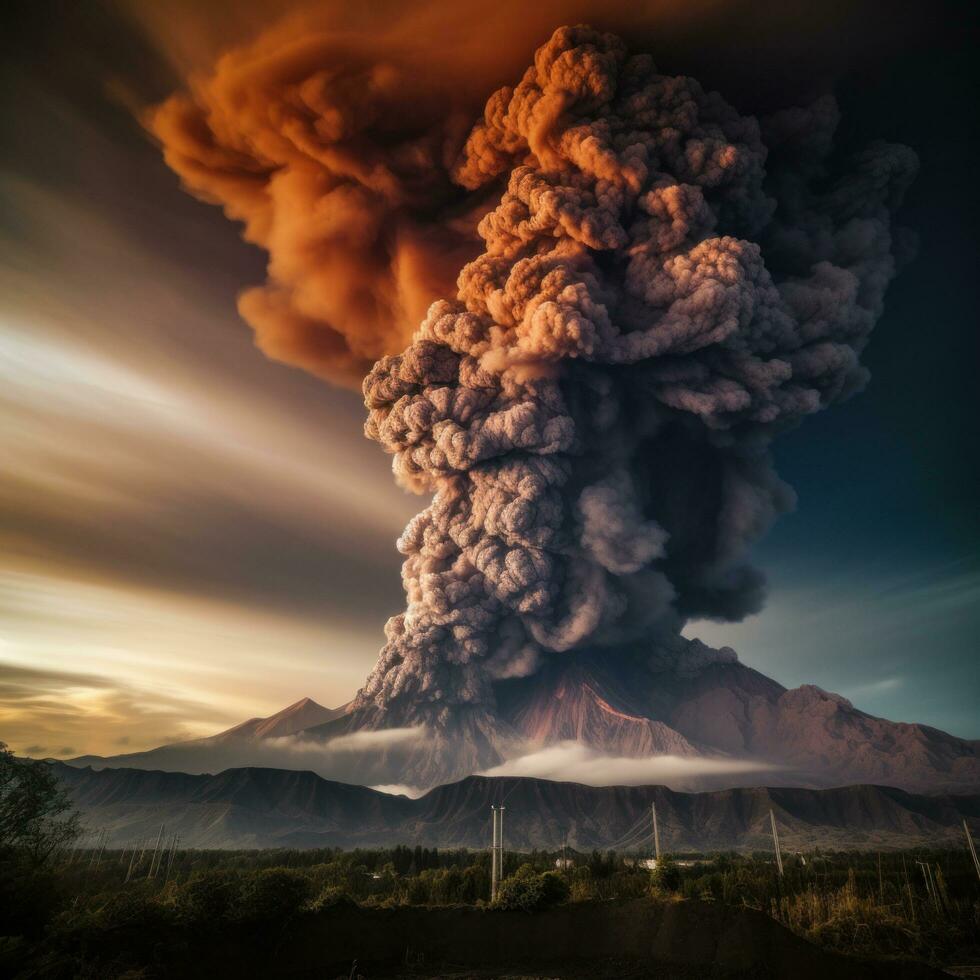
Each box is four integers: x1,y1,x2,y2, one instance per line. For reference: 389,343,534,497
63,639,980,795
56,762,980,851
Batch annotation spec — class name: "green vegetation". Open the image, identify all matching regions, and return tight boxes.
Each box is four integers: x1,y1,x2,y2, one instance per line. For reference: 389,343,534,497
494,864,570,911
2,840,977,976
0,743,81,942
0,768,977,978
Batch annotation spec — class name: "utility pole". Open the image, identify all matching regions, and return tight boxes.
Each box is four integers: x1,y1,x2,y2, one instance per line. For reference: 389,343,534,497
769,809,784,877
125,843,138,883
490,806,499,902
165,834,180,883
965,820,980,883
499,805,505,889
148,824,165,879
490,805,506,902
651,802,661,863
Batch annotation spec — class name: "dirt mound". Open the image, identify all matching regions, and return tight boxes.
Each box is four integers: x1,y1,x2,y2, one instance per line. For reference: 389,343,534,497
179,899,948,979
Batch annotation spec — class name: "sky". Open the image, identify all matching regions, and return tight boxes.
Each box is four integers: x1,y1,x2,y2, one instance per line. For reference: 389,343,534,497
1,0,977,757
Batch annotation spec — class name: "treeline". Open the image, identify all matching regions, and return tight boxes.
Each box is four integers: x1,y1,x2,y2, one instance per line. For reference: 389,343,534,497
27,843,976,968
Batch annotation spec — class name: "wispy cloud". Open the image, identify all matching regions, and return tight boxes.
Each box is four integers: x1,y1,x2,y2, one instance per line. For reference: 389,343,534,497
843,676,904,699
0,661,238,757
370,783,427,799
480,742,779,791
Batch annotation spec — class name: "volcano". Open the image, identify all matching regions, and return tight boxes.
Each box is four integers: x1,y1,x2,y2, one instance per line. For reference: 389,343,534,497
289,637,980,794
67,641,979,795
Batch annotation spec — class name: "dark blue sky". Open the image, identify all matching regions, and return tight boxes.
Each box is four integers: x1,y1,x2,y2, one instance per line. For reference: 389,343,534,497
696,44,979,736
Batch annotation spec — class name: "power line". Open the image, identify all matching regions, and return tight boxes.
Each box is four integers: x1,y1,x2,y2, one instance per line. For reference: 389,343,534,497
604,811,652,852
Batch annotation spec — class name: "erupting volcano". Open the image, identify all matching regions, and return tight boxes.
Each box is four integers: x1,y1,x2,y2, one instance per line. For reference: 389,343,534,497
143,24,980,793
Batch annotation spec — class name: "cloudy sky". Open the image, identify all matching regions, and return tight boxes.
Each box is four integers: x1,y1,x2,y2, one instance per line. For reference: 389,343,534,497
1,0,976,757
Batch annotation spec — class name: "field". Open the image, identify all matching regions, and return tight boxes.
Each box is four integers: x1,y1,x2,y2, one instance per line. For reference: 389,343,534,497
2,844,978,978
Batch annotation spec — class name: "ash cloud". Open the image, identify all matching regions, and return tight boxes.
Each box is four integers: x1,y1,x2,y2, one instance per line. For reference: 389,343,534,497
148,23,489,386
357,27,916,718
153,23,916,726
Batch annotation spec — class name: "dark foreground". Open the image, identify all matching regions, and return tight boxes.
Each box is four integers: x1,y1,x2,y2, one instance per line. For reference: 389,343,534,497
2,898,954,979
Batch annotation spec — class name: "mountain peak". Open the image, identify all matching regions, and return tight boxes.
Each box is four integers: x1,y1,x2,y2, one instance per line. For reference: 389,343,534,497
281,696,323,712
216,697,343,741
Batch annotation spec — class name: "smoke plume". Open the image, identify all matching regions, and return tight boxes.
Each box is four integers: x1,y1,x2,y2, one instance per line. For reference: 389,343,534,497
356,26,915,718
153,23,915,725
148,24,488,386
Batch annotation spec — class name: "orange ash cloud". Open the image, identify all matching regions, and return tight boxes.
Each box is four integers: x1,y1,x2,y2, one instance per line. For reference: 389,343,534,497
144,0,730,386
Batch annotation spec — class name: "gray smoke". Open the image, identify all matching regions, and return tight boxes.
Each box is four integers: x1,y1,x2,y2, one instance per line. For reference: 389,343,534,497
357,26,916,719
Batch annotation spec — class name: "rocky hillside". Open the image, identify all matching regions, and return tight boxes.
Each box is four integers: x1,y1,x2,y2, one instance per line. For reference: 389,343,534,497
56,765,980,851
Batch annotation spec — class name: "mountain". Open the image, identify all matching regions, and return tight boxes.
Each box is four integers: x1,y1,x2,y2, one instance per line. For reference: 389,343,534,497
213,697,345,740
67,698,347,775
64,639,980,794
56,764,980,851
306,640,980,793
499,645,980,793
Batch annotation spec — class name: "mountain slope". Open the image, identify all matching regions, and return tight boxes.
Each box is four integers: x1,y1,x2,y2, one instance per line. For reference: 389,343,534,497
62,639,980,794
66,698,347,776
56,764,980,851
493,644,980,794
214,697,345,740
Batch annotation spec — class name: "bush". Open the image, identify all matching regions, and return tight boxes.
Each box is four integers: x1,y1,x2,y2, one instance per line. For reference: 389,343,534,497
650,855,681,894
0,854,65,938
177,870,240,926
309,885,355,911
234,868,312,924
494,865,570,912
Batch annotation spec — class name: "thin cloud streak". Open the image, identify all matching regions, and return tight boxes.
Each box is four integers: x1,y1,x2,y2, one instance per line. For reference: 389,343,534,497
480,742,779,791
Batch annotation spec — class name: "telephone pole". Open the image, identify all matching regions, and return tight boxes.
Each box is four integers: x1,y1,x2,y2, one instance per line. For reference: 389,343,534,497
490,805,506,901
651,802,661,862
490,806,498,902
965,820,980,883
769,809,784,876
147,823,165,879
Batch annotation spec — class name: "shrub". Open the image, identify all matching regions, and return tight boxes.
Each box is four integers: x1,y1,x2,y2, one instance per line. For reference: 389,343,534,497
0,854,65,938
176,870,240,926
650,855,681,894
234,868,312,924
494,865,569,912
309,885,355,911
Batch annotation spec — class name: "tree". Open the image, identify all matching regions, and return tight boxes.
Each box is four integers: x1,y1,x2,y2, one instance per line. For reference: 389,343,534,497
650,854,681,894
494,864,570,912
0,742,81,865
234,868,312,924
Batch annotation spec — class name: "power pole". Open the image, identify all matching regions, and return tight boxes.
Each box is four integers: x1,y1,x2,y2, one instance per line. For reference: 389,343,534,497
651,802,661,862
125,843,138,883
490,805,506,902
148,824,165,879
490,806,499,902
499,805,505,889
965,820,980,883
165,834,180,883
769,809,784,877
